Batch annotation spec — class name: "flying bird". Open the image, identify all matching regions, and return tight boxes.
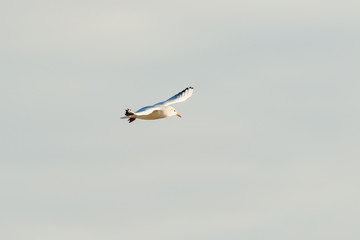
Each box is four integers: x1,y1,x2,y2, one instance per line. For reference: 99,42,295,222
121,87,194,123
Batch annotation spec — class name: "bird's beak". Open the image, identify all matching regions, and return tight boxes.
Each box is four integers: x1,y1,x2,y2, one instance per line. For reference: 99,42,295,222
176,114,182,118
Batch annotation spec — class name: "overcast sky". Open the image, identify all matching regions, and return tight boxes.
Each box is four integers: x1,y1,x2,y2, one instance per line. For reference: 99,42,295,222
1,0,360,239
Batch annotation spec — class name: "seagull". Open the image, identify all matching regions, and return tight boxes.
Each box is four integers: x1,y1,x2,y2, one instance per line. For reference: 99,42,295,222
121,87,194,123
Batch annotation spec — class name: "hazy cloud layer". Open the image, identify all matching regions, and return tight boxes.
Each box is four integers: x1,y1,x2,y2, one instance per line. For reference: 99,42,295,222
1,0,359,239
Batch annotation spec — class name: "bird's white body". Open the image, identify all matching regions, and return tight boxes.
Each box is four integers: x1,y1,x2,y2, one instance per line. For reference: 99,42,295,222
135,106,176,120
121,87,194,123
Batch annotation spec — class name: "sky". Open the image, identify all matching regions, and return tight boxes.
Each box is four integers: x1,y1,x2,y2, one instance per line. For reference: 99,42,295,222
1,0,360,239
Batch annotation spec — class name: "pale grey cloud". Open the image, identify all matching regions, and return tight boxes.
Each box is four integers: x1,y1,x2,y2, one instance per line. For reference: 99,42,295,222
1,0,360,239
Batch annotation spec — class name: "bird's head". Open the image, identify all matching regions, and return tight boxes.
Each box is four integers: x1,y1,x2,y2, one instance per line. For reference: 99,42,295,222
168,106,181,118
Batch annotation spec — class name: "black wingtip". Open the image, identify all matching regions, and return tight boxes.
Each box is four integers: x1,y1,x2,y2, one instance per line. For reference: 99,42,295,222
125,109,134,116
183,86,193,92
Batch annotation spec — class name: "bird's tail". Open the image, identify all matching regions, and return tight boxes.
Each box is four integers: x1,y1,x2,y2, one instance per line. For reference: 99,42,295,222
120,109,136,123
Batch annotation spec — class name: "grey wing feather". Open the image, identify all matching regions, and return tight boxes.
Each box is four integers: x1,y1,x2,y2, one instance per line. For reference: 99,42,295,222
135,106,161,116
133,87,194,116
154,87,194,107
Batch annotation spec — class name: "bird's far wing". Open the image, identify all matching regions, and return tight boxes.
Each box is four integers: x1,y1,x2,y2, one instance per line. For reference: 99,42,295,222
134,106,161,116
154,87,194,107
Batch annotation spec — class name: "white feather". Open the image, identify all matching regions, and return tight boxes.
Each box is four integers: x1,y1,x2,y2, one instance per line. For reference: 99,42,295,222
134,87,194,115
121,87,194,122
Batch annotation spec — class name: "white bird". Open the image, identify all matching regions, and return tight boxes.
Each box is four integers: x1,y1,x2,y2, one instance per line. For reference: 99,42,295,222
121,87,194,123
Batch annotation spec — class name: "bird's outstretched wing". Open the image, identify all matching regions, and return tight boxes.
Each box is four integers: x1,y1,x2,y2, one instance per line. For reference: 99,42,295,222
154,87,194,107
135,106,162,116
134,87,194,115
